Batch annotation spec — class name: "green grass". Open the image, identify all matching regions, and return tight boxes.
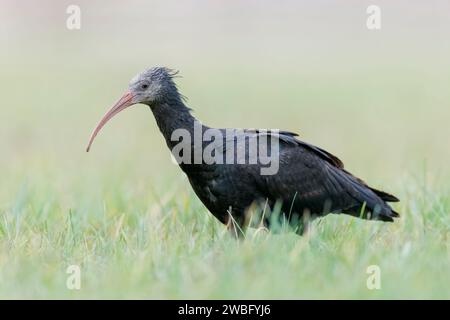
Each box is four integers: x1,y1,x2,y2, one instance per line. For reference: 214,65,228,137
0,174,448,299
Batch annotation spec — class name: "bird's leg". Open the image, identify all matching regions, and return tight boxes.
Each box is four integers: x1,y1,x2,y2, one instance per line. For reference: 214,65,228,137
226,208,247,239
227,221,245,239
296,220,311,236
295,209,312,236
245,202,270,236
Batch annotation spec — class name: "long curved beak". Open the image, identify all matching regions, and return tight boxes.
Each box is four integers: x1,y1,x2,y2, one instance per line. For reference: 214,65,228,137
86,91,134,152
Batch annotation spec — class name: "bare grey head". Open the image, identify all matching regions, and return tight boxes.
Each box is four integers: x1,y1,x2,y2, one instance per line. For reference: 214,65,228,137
86,67,183,152
129,67,181,107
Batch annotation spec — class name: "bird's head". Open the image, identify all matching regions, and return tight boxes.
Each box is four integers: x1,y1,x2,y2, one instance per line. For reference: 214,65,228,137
86,67,180,152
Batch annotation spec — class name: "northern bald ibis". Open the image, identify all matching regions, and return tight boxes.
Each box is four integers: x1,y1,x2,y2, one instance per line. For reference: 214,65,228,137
87,67,399,237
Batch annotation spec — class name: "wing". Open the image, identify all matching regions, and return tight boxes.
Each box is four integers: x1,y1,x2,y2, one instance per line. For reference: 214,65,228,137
244,129,344,168
247,131,399,220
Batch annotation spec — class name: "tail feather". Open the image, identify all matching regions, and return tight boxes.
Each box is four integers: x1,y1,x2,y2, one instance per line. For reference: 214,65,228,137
376,214,394,222
390,209,400,218
329,167,400,222
335,171,400,221
370,188,400,203
342,169,400,203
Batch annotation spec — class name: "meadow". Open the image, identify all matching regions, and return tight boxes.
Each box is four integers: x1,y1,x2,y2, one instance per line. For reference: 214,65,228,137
0,1,449,299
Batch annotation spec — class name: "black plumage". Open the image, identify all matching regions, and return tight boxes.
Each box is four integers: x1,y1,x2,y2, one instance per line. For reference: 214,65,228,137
87,67,399,236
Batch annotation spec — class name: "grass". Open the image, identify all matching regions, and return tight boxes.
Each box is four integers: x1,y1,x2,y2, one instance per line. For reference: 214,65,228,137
0,166,448,299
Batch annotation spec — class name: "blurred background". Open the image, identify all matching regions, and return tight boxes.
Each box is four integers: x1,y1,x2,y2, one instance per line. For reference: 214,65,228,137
0,0,449,298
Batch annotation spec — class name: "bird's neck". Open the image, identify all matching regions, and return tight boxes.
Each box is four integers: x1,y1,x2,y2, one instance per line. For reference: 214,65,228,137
150,101,206,150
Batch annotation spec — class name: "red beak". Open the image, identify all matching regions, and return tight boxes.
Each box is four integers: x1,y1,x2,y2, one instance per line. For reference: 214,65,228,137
86,91,134,152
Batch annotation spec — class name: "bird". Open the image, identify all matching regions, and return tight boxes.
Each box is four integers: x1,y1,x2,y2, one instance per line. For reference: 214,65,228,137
86,67,399,237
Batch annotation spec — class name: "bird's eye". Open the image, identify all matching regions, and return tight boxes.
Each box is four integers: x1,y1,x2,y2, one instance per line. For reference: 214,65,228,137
141,83,149,90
